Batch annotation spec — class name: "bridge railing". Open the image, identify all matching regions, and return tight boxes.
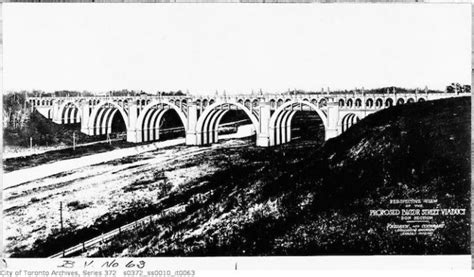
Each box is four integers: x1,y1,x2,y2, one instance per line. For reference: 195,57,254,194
26,90,470,108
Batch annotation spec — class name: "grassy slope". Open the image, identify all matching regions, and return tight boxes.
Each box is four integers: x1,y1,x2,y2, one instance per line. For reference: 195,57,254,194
3,110,97,148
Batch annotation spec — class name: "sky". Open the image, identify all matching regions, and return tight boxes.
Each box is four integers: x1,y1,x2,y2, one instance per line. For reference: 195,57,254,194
2,3,471,95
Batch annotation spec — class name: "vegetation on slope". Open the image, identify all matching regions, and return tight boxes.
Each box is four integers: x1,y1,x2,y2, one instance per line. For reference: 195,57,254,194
3,110,98,148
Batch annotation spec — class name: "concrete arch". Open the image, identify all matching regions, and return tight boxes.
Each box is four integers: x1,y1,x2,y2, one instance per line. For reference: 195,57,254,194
106,110,119,135
196,101,259,145
273,110,296,145
346,99,353,108
270,100,328,131
396,98,405,105
150,110,166,141
93,107,108,135
140,107,183,143
340,113,360,132
375,98,383,108
142,109,164,142
270,99,276,109
67,106,80,124
385,98,394,107
203,109,226,144
244,99,251,109
366,98,374,108
276,99,284,107
269,100,328,146
338,98,345,107
88,101,130,135
137,100,188,131
99,109,115,135
319,98,327,108
252,99,259,107
58,101,82,124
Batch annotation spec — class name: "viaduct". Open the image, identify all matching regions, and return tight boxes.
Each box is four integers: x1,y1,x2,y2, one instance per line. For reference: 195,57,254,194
28,89,467,147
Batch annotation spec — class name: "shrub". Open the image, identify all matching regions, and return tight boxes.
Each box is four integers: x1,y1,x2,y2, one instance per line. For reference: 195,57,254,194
67,200,90,211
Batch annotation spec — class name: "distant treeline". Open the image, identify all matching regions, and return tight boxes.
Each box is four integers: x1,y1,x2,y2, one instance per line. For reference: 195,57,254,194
4,84,470,104
6,89,187,98
287,84,470,95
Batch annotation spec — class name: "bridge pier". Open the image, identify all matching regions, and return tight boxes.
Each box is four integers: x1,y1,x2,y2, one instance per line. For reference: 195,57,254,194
185,104,198,145
325,102,339,140
256,103,271,147
52,102,62,124
80,103,90,135
126,103,140,143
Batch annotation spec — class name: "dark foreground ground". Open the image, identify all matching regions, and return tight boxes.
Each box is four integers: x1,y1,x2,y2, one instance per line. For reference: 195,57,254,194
7,97,470,257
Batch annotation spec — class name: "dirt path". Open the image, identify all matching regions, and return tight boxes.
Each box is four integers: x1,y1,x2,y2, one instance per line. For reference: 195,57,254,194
3,138,186,188
4,125,254,188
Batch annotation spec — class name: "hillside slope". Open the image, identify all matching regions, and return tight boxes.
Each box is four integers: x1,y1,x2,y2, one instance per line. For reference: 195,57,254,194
3,110,97,148
58,96,472,256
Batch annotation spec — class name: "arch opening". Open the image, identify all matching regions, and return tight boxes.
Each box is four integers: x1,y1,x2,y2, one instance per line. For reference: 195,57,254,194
196,102,258,145
136,102,188,143
375,98,383,108
216,110,255,143
60,103,81,125
269,101,327,147
88,102,129,138
340,113,360,133
110,111,127,135
142,109,185,143
288,110,325,146
366,98,374,108
338,99,345,107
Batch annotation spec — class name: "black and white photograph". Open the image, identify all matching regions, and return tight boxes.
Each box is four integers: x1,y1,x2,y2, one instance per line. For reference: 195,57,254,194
1,2,471,268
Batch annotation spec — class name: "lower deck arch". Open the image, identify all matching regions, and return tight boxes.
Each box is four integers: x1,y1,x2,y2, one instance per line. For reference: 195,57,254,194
269,101,327,146
59,102,81,124
136,102,187,143
88,102,129,136
195,102,259,145
339,113,360,133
